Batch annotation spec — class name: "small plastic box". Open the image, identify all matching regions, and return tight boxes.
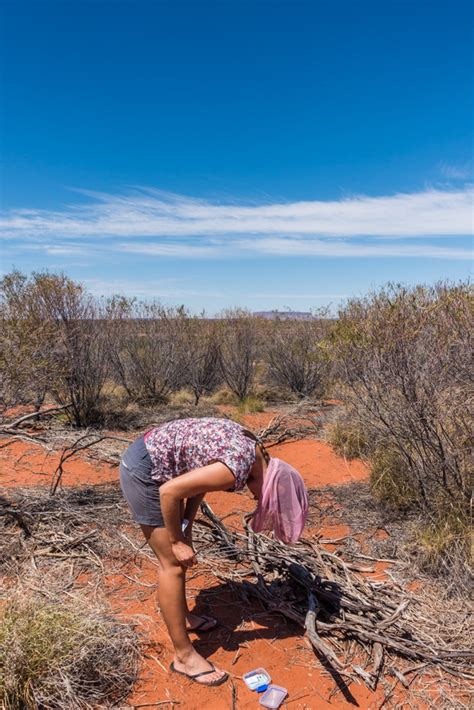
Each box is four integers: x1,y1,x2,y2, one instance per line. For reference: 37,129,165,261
259,685,288,709
242,668,271,692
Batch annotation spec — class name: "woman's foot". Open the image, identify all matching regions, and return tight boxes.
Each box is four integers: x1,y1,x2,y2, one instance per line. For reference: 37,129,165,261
172,649,228,685
185,613,219,633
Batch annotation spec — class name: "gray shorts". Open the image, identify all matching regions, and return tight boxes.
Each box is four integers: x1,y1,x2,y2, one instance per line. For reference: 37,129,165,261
119,435,165,527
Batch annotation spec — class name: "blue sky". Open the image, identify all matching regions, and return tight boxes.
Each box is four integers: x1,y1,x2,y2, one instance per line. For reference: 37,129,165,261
1,0,472,314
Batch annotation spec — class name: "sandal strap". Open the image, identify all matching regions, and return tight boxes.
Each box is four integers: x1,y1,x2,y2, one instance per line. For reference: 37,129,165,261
187,615,217,631
189,664,219,680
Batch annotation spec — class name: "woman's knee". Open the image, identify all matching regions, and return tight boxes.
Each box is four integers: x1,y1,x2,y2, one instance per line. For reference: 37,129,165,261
158,559,186,580
140,525,184,573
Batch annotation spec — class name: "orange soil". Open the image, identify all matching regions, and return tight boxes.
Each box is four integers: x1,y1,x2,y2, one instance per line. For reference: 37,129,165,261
0,411,414,709
0,438,118,488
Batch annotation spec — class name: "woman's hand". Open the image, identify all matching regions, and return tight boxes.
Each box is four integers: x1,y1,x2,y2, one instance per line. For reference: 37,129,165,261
171,540,196,567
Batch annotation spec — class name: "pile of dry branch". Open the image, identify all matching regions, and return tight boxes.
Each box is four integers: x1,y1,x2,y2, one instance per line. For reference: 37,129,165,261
195,502,474,694
0,485,132,578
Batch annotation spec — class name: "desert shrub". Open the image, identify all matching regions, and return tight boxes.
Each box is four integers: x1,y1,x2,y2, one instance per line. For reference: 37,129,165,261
253,382,295,404
0,271,58,418
176,315,223,404
96,399,145,430
106,298,186,405
262,313,331,399
217,309,262,401
30,273,110,427
326,280,472,577
0,592,140,709
0,271,109,427
327,420,370,460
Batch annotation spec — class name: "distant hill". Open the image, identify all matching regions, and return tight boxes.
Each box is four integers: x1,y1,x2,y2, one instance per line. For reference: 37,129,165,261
253,310,315,320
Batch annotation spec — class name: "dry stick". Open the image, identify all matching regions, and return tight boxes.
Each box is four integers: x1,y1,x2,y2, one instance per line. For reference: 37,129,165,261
133,703,181,708
390,667,410,688
0,430,49,446
200,500,242,560
372,642,384,689
119,532,161,569
378,679,398,709
352,664,374,687
231,648,241,666
377,600,410,630
1,403,73,429
256,403,323,446
304,592,343,670
353,553,400,564
50,431,132,494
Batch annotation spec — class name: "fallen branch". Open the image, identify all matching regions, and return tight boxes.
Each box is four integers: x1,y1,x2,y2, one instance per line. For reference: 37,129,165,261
1,404,73,430
50,432,132,494
256,401,324,445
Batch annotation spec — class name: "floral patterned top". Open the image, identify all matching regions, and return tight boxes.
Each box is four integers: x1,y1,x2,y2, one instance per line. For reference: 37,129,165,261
143,417,256,491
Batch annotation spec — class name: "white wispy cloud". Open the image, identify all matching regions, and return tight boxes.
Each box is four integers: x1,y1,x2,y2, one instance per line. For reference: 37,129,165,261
117,242,220,258
45,245,88,256
439,161,473,180
236,237,472,259
1,185,472,260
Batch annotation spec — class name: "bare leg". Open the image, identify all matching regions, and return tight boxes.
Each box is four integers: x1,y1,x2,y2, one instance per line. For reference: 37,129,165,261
166,501,216,630
141,525,227,684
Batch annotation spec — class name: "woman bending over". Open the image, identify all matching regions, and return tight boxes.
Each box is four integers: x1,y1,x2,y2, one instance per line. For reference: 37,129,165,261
119,417,308,687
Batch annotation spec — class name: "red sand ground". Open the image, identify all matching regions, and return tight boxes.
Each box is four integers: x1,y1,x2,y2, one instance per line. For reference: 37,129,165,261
0,410,424,709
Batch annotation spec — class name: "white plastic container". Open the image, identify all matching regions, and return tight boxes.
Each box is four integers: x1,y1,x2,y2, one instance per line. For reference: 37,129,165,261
259,685,288,709
242,668,271,692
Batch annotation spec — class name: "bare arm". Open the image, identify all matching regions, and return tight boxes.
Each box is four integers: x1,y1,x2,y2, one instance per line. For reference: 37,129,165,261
159,462,236,566
183,494,205,525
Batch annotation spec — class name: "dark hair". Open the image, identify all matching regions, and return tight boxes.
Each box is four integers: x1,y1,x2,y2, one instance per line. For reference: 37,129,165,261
242,428,271,464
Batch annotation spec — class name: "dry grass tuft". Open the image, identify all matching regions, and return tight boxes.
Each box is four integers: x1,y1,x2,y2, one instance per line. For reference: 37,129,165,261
236,395,265,414
326,420,370,460
169,388,196,406
409,514,472,584
0,589,140,710
369,446,417,510
206,386,238,405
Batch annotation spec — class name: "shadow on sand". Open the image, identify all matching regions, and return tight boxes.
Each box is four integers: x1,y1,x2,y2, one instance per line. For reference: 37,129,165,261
190,574,358,705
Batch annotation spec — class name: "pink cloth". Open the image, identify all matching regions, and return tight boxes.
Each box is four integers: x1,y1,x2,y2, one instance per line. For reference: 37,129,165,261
251,457,308,543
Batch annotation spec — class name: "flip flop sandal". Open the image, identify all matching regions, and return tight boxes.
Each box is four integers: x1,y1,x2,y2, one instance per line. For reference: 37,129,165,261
186,615,220,633
170,661,229,687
